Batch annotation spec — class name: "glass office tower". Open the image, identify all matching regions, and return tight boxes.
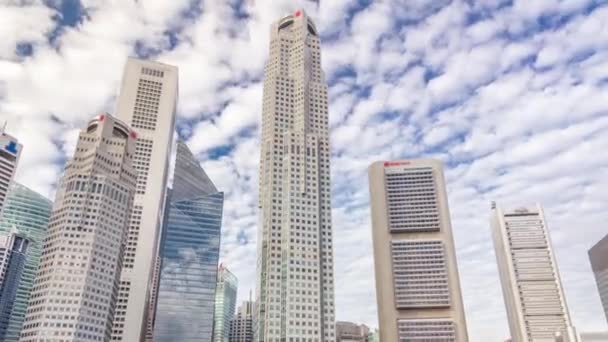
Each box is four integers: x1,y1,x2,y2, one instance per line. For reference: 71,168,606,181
213,265,238,342
0,183,52,341
0,231,30,341
153,141,224,342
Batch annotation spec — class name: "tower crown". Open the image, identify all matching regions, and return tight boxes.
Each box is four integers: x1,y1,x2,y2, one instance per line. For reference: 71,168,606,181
276,9,318,36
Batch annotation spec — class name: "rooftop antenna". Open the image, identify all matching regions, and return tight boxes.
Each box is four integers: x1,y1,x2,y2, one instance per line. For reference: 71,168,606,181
1,121,6,134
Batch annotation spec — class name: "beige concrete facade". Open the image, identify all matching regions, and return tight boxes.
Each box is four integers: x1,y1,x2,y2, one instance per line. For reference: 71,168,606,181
491,204,575,342
112,58,177,342
368,159,469,342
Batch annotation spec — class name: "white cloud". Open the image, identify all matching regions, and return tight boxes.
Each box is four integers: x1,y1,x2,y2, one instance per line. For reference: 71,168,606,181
0,1,56,60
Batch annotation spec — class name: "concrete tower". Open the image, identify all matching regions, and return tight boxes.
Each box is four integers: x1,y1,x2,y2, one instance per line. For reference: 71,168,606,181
491,203,576,342
368,159,469,341
255,9,335,342
0,127,22,215
20,114,137,342
112,58,178,341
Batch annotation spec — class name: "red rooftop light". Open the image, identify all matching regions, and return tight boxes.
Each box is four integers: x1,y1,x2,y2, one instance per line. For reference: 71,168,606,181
295,10,302,17
99,114,105,121
130,131,137,139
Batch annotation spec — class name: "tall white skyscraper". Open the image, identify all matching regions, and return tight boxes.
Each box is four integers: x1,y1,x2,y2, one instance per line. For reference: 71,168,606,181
111,58,178,341
255,9,335,342
0,127,22,215
20,114,137,342
491,203,577,342
368,159,469,342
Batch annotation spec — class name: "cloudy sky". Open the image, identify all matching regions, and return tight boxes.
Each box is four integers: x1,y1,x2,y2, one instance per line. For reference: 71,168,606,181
2,0,608,340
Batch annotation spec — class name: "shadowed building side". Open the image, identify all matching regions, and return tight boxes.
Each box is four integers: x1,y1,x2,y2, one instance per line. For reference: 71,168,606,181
589,234,608,326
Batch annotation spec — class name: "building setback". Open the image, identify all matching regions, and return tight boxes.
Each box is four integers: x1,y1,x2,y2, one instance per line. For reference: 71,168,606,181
153,141,224,342
368,159,469,341
20,114,137,342
255,9,335,342
214,266,238,342
0,183,52,341
229,300,253,342
0,127,22,215
491,203,576,342
589,234,608,326
0,231,30,340
112,58,178,341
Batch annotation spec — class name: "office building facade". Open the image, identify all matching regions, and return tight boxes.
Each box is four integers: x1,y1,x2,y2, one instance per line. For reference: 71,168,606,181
214,266,238,342
20,114,137,342
0,183,52,341
229,301,253,342
491,203,576,342
0,231,30,340
112,58,178,341
589,234,608,325
0,127,22,215
368,159,469,341
153,141,224,342
256,9,335,341
335,321,370,342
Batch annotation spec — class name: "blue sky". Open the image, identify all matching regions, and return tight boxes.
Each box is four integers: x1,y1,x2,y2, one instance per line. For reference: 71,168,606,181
2,0,608,340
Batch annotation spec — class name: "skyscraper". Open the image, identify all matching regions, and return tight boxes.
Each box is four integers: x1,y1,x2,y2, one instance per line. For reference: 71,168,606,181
491,203,576,342
589,234,608,326
20,113,137,342
368,159,469,341
0,231,30,340
256,9,335,341
214,265,238,342
153,141,224,342
0,127,22,215
0,183,52,341
112,58,178,341
229,300,254,342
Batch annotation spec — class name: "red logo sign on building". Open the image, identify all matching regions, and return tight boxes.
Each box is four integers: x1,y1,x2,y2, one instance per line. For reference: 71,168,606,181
384,161,411,167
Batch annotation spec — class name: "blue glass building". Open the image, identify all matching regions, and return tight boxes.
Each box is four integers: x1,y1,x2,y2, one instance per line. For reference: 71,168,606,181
153,141,224,342
0,231,30,340
0,183,52,341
